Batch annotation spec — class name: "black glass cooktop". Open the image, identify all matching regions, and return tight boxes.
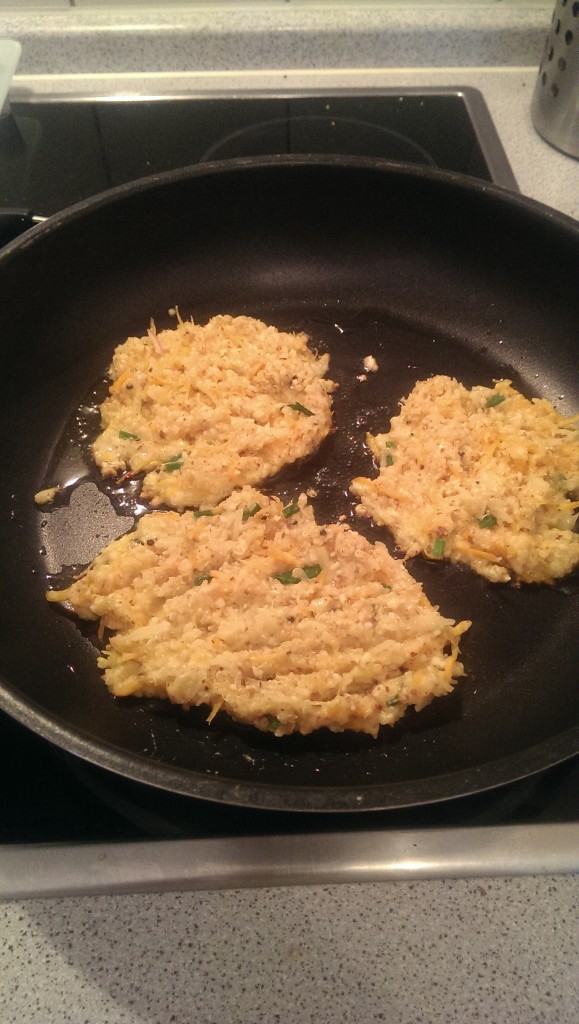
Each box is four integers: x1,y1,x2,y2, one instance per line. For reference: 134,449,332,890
7,87,573,851
0,87,517,222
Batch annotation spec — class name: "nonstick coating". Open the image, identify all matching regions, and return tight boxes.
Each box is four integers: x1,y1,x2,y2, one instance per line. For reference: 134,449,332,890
0,156,577,812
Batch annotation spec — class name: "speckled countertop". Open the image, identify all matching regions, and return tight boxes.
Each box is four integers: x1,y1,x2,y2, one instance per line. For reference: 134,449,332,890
2,5,579,1023
0,3,556,76
2,877,578,1023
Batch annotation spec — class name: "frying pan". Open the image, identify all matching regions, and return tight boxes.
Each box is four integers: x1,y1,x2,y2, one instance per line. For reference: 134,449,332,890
0,156,577,812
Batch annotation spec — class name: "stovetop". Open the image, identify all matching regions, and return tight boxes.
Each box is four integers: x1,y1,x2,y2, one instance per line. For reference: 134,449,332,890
0,87,517,219
1,87,577,896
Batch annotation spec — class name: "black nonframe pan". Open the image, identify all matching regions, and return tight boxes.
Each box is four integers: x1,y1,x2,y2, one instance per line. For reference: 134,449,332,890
0,155,577,813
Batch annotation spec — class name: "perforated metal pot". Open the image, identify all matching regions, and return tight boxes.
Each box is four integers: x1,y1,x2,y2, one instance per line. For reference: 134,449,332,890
531,0,579,159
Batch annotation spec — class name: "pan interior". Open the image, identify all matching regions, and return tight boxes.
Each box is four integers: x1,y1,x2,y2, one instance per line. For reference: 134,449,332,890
0,160,577,809
10,302,579,802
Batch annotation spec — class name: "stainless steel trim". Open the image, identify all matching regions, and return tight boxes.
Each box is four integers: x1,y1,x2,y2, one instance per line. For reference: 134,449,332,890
459,86,518,190
2,824,578,900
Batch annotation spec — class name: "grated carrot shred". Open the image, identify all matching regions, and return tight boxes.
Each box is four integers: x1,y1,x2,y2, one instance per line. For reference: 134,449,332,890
456,543,503,564
110,370,131,394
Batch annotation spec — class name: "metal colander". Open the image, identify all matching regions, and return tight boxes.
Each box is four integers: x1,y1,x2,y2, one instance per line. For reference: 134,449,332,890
531,0,579,159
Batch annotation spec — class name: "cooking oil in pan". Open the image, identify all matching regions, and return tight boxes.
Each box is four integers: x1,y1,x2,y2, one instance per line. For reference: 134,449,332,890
34,304,527,585
27,303,578,772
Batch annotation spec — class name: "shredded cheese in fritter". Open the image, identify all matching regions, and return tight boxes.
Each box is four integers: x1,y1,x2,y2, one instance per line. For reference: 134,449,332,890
47,487,470,738
351,375,579,584
92,315,336,510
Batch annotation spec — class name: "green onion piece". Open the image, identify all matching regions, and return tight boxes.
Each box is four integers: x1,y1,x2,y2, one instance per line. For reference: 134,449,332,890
273,564,321,585
384,440,396,449
242,503,261,522
193,573,212,587
385,453,394,467
272,570,301,585
282,502,300,518
386,696,400,707
164,454,184,473
286,402,314,417
431,537,446,558
118,430,140,441
266,715,280,730
486,393,506,408
193,509,214,519
477,513,498,529
382,584,392,591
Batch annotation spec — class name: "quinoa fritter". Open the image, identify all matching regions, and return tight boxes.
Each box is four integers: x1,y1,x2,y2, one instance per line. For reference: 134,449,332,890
47,487,470,737
351,375,579,584
92,314,336,510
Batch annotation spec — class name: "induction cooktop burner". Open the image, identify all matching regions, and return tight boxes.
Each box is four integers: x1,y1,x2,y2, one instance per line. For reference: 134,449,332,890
3,88,575,895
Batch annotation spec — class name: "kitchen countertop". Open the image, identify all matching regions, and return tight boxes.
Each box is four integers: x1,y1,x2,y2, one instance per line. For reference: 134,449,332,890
2,5,579,1023
0,3,555,76
1,875,578,1023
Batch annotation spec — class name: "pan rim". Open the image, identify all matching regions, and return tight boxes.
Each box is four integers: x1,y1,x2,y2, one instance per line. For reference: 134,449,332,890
1,153,578,268
1,154,578,813
1,684,578,813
